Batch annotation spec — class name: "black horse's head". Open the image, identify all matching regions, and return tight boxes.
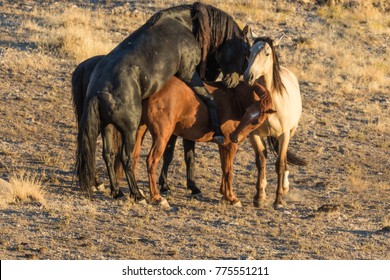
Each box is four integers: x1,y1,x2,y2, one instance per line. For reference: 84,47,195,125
216,25,251,88
193,3,250,87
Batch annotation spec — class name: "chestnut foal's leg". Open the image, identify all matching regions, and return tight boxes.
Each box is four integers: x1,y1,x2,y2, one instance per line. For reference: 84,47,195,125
132,124,148,180
147,135,171,209
218,144,241,206
249,133,268,208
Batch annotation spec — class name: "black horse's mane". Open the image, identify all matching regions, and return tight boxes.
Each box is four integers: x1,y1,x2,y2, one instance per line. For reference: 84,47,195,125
192,2,245,77
253,37,285,94
119,2,244,78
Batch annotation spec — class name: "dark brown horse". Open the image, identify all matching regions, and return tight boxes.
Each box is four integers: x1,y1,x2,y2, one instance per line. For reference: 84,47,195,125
76,3,250,202
133,77,274,208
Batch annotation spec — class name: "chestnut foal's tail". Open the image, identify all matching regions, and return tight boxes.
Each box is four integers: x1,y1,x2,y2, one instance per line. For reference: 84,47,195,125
267,136,307,166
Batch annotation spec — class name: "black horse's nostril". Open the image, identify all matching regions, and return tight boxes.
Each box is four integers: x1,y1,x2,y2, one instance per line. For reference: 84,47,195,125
244,72,253,84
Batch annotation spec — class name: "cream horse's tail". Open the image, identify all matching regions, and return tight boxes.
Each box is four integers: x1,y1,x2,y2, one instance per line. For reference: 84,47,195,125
267,136,307,166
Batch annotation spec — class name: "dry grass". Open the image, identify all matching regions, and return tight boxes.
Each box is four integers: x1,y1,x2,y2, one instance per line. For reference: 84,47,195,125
1,171,46,206
20,6,116,62
0,48,54,83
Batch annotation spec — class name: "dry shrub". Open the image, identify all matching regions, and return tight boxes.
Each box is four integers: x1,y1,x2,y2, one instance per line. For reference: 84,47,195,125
7,171,46,206
24,6,117,63
317,0,387,25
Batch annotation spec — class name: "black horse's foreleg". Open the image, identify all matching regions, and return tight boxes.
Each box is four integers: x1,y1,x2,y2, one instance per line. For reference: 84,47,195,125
179,70,224,144
190,73,224,144
183,139,201,195
158,135,178,193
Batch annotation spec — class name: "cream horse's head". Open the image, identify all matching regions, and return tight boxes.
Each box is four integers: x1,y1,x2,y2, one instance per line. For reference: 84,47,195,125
244,39,273,86
244,35,284,86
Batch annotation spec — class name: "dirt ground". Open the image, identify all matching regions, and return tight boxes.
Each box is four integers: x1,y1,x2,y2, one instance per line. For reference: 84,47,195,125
0,0,389,260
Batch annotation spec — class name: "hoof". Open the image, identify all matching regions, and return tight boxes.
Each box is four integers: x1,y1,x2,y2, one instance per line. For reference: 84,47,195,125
191,192,203,200
95,182,105,191
253,199,265,208
159,198,171,209
190,187,202,197
111,189,124,199
274,202,286,210
160,189,170,196
253,194,266,208
159,184,171,195
231,200,243,207
137,198,147,205
213,135,225,145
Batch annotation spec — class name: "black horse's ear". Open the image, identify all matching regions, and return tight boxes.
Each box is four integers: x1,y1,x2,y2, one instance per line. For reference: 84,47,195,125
242,25,253,46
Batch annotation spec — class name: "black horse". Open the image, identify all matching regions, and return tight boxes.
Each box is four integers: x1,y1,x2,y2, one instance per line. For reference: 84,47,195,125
72,55,202,195
77,3,250,202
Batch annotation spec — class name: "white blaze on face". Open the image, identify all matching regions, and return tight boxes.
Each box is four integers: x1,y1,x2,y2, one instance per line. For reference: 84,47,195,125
248,109,260,122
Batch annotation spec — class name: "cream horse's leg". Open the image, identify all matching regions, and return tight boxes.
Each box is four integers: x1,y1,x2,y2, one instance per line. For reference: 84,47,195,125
282,126,299,194
249,133,267,207
274,132,290,209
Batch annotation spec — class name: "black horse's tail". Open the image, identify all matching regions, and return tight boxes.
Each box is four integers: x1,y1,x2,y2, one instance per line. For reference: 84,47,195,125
267,136,307,166
76,96,100,195
71,65,85,125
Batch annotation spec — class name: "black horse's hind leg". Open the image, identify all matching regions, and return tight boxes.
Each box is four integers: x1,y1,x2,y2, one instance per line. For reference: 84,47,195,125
158,136,201,196
158,135,178,194
183,139,201,195
101,125,124,198
119,116,146,203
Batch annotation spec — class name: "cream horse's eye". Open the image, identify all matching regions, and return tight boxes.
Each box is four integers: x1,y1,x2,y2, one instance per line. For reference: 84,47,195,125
265,53,271,56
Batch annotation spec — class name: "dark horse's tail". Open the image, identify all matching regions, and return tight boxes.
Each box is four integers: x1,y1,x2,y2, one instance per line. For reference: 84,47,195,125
71,63,87,125
76,96,100,195
267,136,307,166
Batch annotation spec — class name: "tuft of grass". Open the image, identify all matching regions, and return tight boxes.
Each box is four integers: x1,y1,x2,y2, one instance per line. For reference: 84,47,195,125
8,171,46,206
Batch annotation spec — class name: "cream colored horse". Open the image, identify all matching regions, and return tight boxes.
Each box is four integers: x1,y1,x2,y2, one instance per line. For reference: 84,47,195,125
244,37,306,209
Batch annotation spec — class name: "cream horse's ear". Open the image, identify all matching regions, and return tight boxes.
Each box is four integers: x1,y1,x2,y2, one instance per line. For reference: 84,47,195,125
273,34,285,47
